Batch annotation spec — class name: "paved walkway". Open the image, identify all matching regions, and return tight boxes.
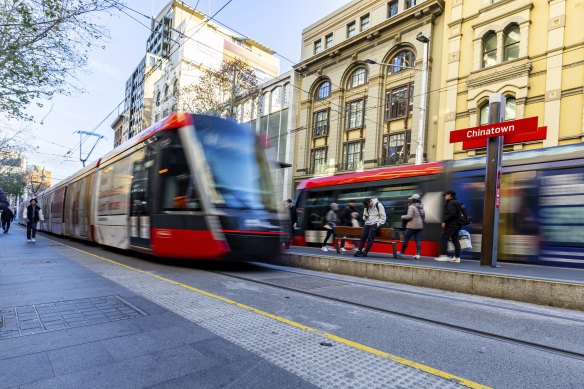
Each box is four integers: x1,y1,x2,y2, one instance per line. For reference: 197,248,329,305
0,227,316,388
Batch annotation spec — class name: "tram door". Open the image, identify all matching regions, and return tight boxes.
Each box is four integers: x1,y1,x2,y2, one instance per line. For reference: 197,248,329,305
129,145,155,248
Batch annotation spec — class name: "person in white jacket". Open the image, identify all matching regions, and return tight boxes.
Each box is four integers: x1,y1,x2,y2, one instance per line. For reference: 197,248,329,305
354,198,386,257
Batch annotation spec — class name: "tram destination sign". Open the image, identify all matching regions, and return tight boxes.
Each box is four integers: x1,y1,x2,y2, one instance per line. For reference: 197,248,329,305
449,116,538,143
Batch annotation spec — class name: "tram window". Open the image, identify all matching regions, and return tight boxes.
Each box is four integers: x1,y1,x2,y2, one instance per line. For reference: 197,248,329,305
376,185,418,228
158,134,201,211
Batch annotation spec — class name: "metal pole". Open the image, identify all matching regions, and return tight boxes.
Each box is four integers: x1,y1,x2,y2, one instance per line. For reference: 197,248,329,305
415,40,429,165
481,93,505,267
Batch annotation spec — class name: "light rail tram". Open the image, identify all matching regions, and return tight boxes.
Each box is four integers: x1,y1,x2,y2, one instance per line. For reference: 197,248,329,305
22,113,284,261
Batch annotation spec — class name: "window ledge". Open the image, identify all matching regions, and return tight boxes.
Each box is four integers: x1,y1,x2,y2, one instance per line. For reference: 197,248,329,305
468,57,531,89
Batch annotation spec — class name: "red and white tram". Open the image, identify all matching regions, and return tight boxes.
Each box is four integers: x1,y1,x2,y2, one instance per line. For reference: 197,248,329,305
25,113,284,260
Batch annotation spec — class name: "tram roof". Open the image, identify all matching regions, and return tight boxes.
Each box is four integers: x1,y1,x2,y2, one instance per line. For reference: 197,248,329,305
297,162,444,190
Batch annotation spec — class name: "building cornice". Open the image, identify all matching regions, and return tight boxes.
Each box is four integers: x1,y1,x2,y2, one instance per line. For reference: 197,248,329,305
467,57,531,90
294,0,444,72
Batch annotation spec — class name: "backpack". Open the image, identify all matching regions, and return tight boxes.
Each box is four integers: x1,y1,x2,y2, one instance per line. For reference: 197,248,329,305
458,204,472,225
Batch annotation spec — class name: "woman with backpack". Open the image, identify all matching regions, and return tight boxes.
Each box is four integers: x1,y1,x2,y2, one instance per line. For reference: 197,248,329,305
396,194,425,259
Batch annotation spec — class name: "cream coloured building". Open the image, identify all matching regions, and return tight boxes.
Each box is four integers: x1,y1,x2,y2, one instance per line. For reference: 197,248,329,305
438,0,584,159
293,0,446,185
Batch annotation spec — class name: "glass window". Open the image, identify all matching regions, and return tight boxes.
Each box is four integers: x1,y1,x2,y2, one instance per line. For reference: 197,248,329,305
348,67,367,89
388,0,398,17
325,34,333,49
405,0,416,9
164,85,169,99
344,142,362,170
360,14,370,31
173,79,179,97
345,99,366,129
479,102,490,125
505,97,516,120
271,87,282,112
312,148,327,174
388,50,416,74
157,132,201,211
156,91,161,106
282,83,290,108
382,131,411,166
314,39,322,54
385,83,414,120
504,25,520,61
313,110,329,137
347,21,356,38
261,92,269,116
482,32,497,68
316,81,331,100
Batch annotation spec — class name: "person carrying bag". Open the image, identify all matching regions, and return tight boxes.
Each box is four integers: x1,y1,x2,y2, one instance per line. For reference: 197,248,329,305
322,203,340,253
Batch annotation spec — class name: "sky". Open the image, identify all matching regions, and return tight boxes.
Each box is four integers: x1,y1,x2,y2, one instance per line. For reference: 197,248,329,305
4,0,350,184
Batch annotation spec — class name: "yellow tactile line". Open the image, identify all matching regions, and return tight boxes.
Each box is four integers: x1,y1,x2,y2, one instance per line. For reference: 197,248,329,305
44,236,490,389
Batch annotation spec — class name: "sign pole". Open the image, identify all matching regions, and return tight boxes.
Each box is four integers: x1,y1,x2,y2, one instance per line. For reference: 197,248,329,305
481,94,505,267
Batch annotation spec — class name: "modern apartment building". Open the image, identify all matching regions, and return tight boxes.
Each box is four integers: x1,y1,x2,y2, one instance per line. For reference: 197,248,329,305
150,1,280,124
438,0,584,159
292,0,445,186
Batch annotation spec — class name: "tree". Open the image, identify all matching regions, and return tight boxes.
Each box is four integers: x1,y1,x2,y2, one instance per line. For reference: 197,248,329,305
0,0,120,121
0,127,29,198
179,58,260,119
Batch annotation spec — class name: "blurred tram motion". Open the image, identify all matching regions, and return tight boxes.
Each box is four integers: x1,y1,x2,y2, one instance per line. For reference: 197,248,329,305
293,143,584,267
21,113,284,261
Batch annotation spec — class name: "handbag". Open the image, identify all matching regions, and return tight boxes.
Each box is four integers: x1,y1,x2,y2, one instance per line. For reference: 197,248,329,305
447,230,473,251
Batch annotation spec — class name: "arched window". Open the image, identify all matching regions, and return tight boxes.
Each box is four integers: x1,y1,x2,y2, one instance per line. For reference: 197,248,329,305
156,91,161,106
271,86,282,111
504,25,520,62
282,83,290,107
479,96,516,125
388,49,416,75
482,32,497,68
479,102,489,125
347,67,367,89
316,81,331,100
505,96,516,120
163,84,170,100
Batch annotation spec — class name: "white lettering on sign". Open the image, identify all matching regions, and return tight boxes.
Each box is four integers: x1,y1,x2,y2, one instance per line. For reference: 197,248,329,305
466,124,516,139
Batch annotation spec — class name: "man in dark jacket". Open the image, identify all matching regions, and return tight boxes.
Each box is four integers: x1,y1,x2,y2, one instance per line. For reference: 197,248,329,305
435,190,462,263
1,206,14,233
284,199,298,249
25,198,43,242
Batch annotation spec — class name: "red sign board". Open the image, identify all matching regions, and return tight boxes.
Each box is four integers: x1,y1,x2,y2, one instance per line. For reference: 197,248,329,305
462,126,547,150
449,116,539,143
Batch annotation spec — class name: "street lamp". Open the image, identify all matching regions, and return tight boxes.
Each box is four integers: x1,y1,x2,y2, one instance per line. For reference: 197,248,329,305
365,32,430,165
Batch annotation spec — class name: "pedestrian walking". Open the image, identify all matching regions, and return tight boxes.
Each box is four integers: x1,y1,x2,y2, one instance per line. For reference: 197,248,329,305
338,200,357,253
1,206,15,233
354,198,386,257
435,190,462,263
321,202,340,253
284,199,298,249
396,194,425,259
25,198,44,242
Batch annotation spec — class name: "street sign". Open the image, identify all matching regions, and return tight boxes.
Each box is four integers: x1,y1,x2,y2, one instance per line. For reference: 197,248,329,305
462,126,547,150
449,116,538,143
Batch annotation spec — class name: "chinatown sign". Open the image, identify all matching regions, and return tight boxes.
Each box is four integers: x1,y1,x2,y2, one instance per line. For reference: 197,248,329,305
449,116,539,143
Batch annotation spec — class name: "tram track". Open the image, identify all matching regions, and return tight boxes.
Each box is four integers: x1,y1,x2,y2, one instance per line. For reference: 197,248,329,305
209,263,584,363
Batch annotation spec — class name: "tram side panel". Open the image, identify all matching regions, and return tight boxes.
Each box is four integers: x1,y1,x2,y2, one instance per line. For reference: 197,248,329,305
95,151,138,249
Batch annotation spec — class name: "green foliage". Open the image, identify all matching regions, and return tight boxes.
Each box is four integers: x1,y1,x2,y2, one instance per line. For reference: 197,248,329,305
180,58,261,119
0,171,26,197
0,0,120,121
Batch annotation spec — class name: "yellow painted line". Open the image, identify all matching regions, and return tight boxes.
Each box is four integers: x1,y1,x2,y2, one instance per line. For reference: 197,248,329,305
299,252,584,287
44,236,490,389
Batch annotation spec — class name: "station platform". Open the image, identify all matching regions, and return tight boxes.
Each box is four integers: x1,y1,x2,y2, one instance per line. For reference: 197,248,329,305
0,228,316,388
277,246,584,311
